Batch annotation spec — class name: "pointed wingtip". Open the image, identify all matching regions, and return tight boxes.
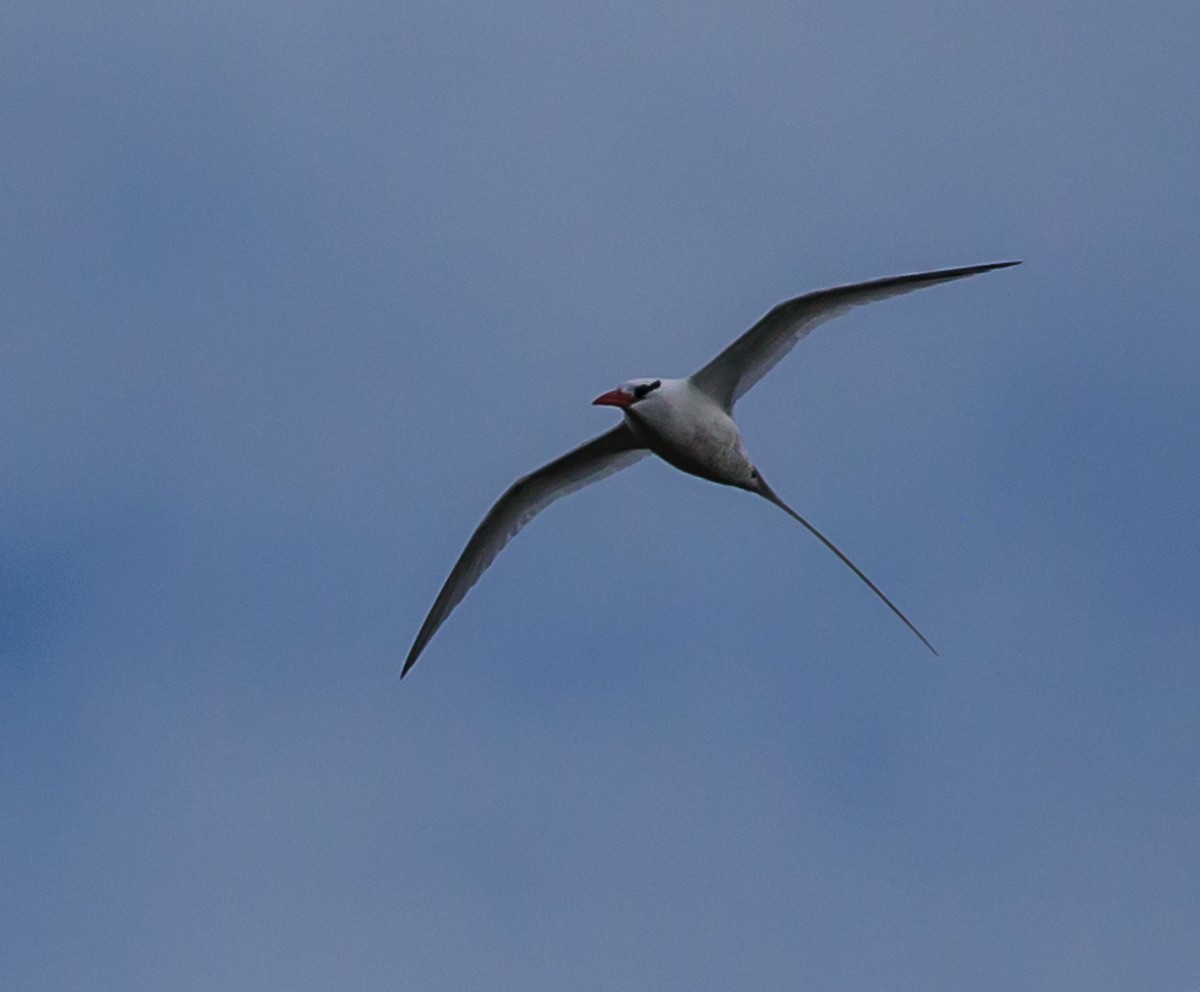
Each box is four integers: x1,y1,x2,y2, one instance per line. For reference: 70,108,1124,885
400,648,420,680
962,259,1021,276
931,259,1021,288
953,260,1022,278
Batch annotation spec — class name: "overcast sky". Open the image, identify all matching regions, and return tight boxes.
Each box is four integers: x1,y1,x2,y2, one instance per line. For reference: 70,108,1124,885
3,2,1197,989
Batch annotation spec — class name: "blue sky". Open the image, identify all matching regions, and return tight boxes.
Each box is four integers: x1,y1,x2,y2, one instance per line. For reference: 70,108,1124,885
3,2,1197,989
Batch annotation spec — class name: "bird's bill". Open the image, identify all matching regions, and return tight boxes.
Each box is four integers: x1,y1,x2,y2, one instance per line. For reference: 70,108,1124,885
592,389,634,408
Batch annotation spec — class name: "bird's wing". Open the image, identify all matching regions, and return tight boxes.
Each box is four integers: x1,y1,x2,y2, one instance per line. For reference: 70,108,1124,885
403,424,646,676
690,261,1020,410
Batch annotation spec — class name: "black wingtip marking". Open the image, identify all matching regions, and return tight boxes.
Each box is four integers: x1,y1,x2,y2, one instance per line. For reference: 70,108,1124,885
402,631,429,679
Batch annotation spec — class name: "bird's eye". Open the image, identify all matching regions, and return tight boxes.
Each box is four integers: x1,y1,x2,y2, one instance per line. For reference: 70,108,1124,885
632,379,662,400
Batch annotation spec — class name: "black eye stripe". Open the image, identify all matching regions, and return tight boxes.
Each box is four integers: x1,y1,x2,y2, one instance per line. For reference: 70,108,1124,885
632,379,662,400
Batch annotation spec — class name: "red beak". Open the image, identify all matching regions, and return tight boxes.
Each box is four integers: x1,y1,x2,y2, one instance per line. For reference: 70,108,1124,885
592,389,634,408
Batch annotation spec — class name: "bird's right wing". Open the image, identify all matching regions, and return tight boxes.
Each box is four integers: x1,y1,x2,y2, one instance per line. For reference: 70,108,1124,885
690,261,1020,410
403,424,646,676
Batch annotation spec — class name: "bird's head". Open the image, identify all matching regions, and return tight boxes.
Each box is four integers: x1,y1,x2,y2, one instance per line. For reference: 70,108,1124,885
591,378,663,409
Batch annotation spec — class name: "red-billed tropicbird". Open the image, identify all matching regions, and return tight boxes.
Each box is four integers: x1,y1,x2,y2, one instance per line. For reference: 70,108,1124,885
403,261,1019,677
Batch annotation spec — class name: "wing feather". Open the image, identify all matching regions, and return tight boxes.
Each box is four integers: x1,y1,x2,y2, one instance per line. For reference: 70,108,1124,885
691,261,1020,409
403,424,645,676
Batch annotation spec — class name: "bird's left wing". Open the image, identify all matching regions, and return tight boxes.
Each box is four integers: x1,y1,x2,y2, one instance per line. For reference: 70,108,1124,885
690,261,1020,410
403,424,646,676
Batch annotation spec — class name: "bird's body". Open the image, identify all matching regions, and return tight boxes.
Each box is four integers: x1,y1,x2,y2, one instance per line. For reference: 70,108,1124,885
403,260,1020,677
618,378,756,488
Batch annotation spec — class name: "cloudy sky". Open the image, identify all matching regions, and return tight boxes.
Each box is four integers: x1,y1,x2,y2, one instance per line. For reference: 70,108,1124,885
3,2,1197,989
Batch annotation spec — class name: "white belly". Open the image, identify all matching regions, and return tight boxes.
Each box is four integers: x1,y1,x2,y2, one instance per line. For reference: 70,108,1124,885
625,379,756,487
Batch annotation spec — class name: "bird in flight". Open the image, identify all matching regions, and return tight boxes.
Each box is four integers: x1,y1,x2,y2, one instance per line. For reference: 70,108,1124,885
403,260,1019,677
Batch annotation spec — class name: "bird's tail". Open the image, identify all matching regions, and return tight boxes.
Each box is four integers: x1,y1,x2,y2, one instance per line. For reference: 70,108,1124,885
750,471,938,656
